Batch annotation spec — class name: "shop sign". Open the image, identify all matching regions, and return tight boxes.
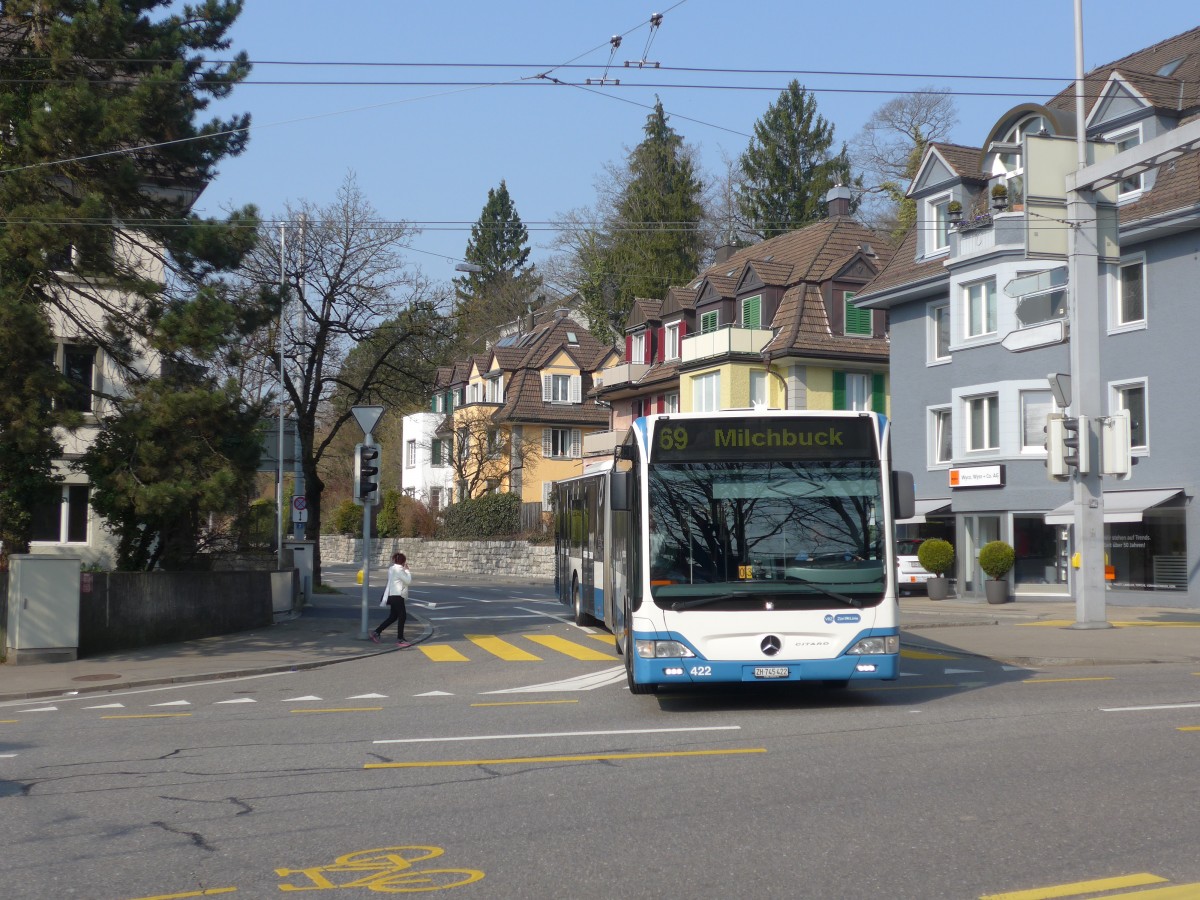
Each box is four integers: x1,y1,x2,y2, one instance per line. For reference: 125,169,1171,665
949,465,1006,489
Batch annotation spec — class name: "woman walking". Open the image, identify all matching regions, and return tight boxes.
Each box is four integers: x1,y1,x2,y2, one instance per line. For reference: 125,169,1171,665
371,552,413,648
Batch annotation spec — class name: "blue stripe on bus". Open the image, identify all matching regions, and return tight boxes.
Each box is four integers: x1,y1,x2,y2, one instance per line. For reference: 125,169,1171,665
627,627,899,685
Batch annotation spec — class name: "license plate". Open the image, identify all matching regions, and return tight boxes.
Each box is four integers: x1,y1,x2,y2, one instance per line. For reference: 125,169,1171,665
754,666,790,679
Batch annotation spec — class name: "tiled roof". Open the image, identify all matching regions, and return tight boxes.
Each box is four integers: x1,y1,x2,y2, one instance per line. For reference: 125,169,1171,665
763,285,889,362
630,298,663,326
1121,122,1200,223
933,143,985,180
854,227,947,304
743,259,795,286
493,367,610,427
663,285,698,314
1047,26,1200,120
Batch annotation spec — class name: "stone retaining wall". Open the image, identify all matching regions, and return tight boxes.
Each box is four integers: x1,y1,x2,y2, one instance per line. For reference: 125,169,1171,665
320,536,554,581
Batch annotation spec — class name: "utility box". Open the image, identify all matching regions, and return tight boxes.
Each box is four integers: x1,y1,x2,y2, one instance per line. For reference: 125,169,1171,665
284,539,314,605
5,555,81,665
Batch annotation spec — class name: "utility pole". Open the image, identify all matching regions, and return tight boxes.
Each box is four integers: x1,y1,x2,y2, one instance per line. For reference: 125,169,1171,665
276,223,287,569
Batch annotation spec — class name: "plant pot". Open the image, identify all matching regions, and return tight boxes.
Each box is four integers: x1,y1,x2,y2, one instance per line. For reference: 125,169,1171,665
985,578,1010,604
926,576,950,601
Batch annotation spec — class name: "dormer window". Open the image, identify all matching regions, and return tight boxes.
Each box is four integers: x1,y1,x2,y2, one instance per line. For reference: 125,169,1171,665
741,295,762,329
988,115,1053,206
1106,124,1144,197
927,194,952,253
630,331,646,363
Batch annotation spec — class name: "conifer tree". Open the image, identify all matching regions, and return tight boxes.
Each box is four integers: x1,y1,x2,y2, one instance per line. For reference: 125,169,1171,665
0,1,267,562
737,81,854,239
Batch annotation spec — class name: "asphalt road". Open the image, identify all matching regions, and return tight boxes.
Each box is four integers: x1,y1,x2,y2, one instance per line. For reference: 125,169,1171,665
4,575,1200,899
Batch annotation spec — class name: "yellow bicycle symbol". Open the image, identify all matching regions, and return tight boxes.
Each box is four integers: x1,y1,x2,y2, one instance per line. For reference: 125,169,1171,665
276,846,484,893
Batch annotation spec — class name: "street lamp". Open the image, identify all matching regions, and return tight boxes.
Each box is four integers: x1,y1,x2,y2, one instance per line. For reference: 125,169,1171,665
455,262,483,274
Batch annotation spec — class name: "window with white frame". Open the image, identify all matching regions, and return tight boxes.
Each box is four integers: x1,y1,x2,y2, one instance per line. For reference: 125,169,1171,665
431,438,445,467
929,302,951,362
542,481,553,511
1111,379,1148,452
749,370,768,407
1020,390,1055,451
664,322,681,360
30,484,90,544
927,194,951,253
542,373,580,404
543,427,581,459
845,373,871,411
1107,125,1144,196
61,344,97,412
931,407,953,465
664,392,679,413
486,429,501,459
693,371,720,412
700,309,719,334
485,374,504,403
741,295,762,329
430,487,443,512
966,393,999,451
844,291,871,336
1115,256,1146,328
964,278,997,338
406,439,417,468
630,331,645,363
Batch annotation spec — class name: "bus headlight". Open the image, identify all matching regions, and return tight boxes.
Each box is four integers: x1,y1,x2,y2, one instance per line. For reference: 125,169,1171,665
635,640,695,659
847,635,900,655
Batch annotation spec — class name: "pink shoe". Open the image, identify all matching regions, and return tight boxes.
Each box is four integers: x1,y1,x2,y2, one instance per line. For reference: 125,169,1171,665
369,632,380,643
396,640,412,649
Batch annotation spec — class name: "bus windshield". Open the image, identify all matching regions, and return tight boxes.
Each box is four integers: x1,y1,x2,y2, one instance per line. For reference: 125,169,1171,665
647,460,885,607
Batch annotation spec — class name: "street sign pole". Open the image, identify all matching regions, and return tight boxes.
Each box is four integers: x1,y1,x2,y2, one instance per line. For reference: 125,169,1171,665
350,406,385,640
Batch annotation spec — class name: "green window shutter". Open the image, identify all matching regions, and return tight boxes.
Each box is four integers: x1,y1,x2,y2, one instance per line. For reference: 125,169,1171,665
872,373,885,413
742,295,761,329
844,292,871,336
833,371,846,410
430,395,437,413
701,310,719,334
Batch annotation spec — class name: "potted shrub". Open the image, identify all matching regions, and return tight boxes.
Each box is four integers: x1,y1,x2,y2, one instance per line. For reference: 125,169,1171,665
916,538,955,601
978,540,1015,604
991,183,1009,210
947,199,963,226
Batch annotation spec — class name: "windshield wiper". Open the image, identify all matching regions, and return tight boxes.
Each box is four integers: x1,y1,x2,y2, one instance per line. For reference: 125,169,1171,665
668,592,754,612
783,574,864,608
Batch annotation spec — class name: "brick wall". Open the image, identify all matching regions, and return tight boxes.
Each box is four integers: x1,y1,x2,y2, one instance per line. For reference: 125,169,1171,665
320,536,554,581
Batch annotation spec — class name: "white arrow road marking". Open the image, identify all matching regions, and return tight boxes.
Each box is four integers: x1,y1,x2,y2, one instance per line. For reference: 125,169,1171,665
375,725,741,745
0,753,17,758
516,606,572,624
150,700,191,707
347,693,387,699
944,668,982,675
20,707,58,713
1002,665,1026,671
485,665,625,694
215,698,257,704
83,703,125,709
283,695,322,702
414,691,454,697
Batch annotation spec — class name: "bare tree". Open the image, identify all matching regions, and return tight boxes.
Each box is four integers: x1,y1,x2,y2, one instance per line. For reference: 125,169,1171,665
233,174,454,584
443,406,541,501
851,89,958,241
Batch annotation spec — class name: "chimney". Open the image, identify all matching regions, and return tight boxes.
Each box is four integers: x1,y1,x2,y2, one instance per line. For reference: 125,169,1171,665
825,184,852,217
714,243,736,265
555,307,569,319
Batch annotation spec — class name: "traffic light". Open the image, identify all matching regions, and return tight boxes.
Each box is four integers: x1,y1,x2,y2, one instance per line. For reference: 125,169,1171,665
1100,411,1132,478
354,443,381,506
1044,414,1068,479
1061,415,1089,473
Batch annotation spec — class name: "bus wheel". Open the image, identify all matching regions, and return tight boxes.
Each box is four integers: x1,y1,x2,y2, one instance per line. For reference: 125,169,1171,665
624,637,657,695
571,577,592,626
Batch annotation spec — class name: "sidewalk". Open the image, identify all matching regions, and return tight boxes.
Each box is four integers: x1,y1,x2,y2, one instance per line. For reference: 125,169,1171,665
3,591,1199,703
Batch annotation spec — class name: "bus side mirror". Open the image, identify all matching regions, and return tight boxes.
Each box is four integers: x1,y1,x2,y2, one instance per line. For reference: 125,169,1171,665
610,471,631,512
892,471,914,521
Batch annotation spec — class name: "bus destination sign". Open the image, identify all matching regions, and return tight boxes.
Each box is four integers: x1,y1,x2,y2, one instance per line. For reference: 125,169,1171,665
651,416,877,462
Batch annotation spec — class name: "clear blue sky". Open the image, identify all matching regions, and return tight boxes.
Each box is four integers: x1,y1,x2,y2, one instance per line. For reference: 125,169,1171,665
198,1,1199,284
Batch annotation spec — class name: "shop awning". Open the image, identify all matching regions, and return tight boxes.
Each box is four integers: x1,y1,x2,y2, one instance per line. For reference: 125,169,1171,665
1044,489,1183,525
897,498,952,525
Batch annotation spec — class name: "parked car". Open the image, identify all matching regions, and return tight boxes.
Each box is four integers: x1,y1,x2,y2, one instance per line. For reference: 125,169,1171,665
896,538,932,594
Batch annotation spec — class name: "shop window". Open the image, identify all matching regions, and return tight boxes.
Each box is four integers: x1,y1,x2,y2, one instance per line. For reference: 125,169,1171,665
1106,511,1186,591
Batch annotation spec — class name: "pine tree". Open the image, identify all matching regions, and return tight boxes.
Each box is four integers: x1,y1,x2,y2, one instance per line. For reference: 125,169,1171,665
737,81,854,239
454,180,541,348
0,1,267,562
580,101,705,342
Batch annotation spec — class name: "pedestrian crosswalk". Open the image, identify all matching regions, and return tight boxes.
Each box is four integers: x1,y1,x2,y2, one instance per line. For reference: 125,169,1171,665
414,632,617,663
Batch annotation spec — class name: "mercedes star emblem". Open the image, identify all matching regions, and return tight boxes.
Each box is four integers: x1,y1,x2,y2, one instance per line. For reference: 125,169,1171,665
760,635,782,656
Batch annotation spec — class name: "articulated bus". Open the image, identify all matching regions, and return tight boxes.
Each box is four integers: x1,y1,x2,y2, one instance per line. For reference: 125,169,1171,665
554,409,915,695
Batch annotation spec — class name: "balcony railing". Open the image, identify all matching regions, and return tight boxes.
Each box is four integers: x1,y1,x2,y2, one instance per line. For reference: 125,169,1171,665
681,326,774,363
595,362,649,388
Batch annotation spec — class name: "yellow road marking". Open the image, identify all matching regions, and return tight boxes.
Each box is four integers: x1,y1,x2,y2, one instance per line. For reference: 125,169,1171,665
127,889,237,900
981,872,1167,899
0,719,19,723
588,633,617,647
470,699,579,707
1178,726,1200,732
525,635,617,660
1024,676,1114,684
467,634,541,661
102,713,192,719
418,644,470,661
290,708,381,714
901,648,960,660
1108,882,1200,898
366,747,767,769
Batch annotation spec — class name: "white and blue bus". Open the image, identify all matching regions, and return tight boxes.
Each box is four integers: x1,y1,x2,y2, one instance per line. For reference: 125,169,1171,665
554,409,915,694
